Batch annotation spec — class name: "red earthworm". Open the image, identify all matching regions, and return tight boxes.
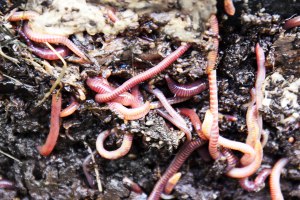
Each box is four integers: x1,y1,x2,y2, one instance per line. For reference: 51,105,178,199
269,158,289,200
221,147,239,172
7,10,39,21
82,152,96,188
283,16,300,29
60,99,80,117
150,97,190,109
164,172,181,194
226,142,263,178
149,88,187,126
37,93,62,156
23,22,88,61
178,108,207,140
95,43,191,102
123,177,144,194
255,43,265,137
148,139,206,200
207,15,221,160
156,109,192,141
239,168,272,192
108,101,150,121
86,77,138,108
165,75,208,97
0,179,15,189
224,0,236,16
96,130,133,160
18,29,70,60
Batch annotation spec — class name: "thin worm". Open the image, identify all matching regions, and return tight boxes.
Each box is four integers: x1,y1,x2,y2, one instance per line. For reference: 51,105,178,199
269,158,289,200
178,108,207,140
23,22,88,61
148,139,206,200
224,0,236,16
7,10,39,21
157,109,192,141
37,93,62,156
221,148,239,172
82,152,96,188
165,75,208,97
95,43,191,102
123,177,144,194
108,101,150,121
18,29,70,60
96,130,133,160
283,16,300,29
107,9,119,23
60,100,80,117
150,97,190,109
245,88,258,147
0,179,15,189
164,172,182,194
239,168,272,192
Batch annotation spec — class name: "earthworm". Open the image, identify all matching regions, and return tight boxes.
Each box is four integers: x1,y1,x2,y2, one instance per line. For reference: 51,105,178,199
165,75,208,97
131,85,144,107
148,139,206,200
221,114,238,122
150,97,190,109
269,158,289,200
0,179,15,189
23,22,88,61
239,168,271,192
18,29,70,60
7,10,39,21
255,43,265,137
37,93,62,156
221,148,239,172
224,0,235,16
226,142,263,178
108,101,150,121
123,177,144,194
87,77,138,107
82,152,96,188
149,88,187,126
283,16,300,29
95,43,191,102
164,172,181,194
245,89,259,148
178,108,207,140
207,15,221,160
96,130,133,160
107,9,119,23
156,109,192,141
60,99,80,117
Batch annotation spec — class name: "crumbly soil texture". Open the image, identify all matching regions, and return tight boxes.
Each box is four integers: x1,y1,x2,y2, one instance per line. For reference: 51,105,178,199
0,0,299,199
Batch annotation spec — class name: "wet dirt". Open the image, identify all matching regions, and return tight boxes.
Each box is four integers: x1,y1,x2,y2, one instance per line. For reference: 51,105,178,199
0,0,299,199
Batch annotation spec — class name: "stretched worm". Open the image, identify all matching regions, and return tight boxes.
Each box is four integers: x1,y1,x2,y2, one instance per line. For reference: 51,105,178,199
245,88,258,147
108,101,150,121
221,147,239,172
60,99,80,117
165,75,208,97
224,0,235,16
283,16,300,29
164,172,182,194
7,10,39,21
207,15,221,160
37,93,62,156
156,109,192,141
18,29,70,60
269,158,289,200
96,130,133,160
239,168,271,192
148,139,206,200
95,43,191,102
178,108,206,140
0,179,15,189
150,97,190,109
23,22,88,61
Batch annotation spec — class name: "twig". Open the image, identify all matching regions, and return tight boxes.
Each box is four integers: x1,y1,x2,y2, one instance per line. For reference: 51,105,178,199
0,149,22,164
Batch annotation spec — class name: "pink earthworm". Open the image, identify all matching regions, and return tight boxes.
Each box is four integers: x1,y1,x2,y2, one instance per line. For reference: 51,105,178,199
283,16,300,29
107,8,119,23
269,158,289,200
95,43,191,102
165,75,208,97
156,109,192,141
96,130,133,160
0,179,15,189
221,147,239,172
239,168,272,192
164,172,181,194
108,101,150,121
150,97,190,109
37,93,62,156
123,177,144,194
178,108,207,140
148,139,206,200
18,29,70,60
60,99,80,117
224,0,235,16
7,10,39,21
131,85,144,107
23,22,88,61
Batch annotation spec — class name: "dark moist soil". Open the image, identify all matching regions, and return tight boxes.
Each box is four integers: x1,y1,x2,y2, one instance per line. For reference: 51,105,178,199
0,0,299,199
